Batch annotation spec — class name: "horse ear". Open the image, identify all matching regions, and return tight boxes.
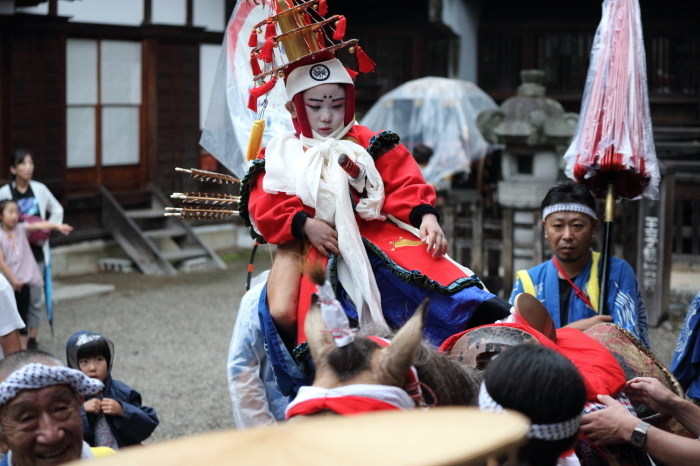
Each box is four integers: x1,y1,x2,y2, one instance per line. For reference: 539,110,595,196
304,294,336,363
375,298,428,387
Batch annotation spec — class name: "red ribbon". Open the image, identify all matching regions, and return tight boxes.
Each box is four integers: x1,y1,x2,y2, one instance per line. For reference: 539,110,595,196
552,257,594,310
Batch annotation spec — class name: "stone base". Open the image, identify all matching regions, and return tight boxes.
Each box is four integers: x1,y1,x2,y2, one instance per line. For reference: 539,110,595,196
498,182,553,209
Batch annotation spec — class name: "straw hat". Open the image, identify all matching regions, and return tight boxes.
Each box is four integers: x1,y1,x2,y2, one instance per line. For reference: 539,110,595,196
75,407,529,466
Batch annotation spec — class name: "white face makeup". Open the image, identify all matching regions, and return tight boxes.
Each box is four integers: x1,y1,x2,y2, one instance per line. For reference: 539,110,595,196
300,83,346,137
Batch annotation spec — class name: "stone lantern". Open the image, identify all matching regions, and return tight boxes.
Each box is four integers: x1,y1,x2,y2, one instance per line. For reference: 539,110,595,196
478,70,578,289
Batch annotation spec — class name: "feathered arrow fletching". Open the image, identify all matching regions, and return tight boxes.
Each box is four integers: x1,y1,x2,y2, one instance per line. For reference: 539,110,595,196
164,206,239,220
171,192,240,206
175,168,241,185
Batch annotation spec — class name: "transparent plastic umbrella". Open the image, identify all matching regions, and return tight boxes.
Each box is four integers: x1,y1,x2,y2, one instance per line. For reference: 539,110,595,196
361,77,498,185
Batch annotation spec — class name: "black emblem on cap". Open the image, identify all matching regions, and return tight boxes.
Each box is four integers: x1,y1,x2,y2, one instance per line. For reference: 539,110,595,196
309,64,331,81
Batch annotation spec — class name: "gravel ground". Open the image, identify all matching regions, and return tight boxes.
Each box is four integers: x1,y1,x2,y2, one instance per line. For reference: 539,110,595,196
38,251,272,444
32,251,696,445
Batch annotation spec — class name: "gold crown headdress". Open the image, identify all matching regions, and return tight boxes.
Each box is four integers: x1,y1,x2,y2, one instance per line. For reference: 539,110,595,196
246,0,376,113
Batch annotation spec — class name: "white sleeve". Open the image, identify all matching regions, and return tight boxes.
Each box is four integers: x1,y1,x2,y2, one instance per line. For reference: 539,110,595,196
0,275,26,336
0,185,11,201
39,183,64,224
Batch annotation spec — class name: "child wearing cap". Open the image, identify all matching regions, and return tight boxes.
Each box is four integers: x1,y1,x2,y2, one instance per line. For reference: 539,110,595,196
66,331,159,449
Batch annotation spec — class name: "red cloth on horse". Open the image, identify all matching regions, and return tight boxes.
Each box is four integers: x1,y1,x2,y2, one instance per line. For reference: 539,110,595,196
285,395,401,419
439,322,626,401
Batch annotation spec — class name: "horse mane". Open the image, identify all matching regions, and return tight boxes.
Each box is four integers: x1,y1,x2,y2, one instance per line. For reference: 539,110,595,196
413,341,482,406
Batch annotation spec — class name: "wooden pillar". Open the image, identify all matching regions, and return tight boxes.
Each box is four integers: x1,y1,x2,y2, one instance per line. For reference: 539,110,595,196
143,0,152,25
142,38,158,187
471,201,484,277
48,0,58,16
636,171,675,327
502,208,514,295
533,210,543,264
186,0,194,27
443,203,455,259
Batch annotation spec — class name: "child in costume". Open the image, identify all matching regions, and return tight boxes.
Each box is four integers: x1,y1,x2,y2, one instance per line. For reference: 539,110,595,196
66,330,159,449
239,1,510,396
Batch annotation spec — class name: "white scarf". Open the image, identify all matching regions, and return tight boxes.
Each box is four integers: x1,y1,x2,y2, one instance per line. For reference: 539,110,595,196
263,121,389,333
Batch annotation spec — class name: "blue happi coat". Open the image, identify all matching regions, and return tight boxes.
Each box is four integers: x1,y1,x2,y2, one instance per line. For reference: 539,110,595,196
671,292,700,400
509,252,650,349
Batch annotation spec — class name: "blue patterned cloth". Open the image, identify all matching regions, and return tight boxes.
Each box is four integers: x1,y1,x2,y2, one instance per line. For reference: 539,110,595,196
259,249,499,397
670,291,700,400
510,255,650,349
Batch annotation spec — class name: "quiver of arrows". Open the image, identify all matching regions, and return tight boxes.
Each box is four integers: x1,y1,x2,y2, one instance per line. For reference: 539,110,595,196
167,168,242,220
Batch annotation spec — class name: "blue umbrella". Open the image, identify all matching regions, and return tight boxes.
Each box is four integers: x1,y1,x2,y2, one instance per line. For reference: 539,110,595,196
44,250,54,337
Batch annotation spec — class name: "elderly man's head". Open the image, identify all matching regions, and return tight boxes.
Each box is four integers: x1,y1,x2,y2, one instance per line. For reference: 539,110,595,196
0,350,103,466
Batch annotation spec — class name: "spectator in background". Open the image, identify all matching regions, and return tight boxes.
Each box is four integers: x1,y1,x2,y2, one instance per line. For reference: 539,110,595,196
0,200,72,349
0,350,115,465
0,150,65,350
411,144,434,169
670,291,700,404
66,331,159,449
509,180,650,348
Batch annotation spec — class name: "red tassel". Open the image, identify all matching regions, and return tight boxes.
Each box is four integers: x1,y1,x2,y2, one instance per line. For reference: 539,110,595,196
248,94,258,112
345,67,358,80
248,77,278,98
355,46,376,73
333,16,346,41
248,77,278,112
265,20,276,39
259,37,274,63
317,0,327,16
250,54,262,76
248,30,258,47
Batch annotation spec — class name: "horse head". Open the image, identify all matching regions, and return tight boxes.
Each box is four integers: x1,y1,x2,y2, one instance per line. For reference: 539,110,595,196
305,296,427,389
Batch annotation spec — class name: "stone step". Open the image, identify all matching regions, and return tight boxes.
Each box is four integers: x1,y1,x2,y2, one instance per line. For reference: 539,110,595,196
161,248,207,261
144,227,187,239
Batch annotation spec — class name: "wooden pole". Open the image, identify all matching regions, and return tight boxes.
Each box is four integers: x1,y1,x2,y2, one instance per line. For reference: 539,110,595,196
599,183,615,315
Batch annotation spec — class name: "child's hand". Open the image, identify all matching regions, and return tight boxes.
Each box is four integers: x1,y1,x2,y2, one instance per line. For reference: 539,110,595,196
101,398,124,417
419,214,448,258
84,398,102,414
9,278,23,292
57,224,73,235
303,218,339,257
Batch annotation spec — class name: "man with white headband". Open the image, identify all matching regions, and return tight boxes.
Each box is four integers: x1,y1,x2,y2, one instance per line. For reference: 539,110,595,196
0,350,113,466
509,180,649,348
479,344,587,466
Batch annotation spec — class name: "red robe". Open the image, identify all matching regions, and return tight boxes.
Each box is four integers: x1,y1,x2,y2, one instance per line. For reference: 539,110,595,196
245,125,477,341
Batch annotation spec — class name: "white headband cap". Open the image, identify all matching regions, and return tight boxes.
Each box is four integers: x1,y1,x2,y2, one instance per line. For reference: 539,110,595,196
0,363,104,406
285,59,354,101
478,382,582,441
542,203,597,221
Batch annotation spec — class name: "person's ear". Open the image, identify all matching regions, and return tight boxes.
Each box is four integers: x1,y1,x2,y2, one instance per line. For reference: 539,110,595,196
9,166,16,176
591,218,600,236
542,219,547,239
285,101,297,119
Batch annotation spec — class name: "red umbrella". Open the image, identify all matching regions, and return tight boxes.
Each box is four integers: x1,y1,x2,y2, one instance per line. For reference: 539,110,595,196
563,0,660,314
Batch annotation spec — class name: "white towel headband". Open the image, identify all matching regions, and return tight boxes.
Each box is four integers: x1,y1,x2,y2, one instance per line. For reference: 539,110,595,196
542,203,597,221
0,363,104,406
478,382,582,441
